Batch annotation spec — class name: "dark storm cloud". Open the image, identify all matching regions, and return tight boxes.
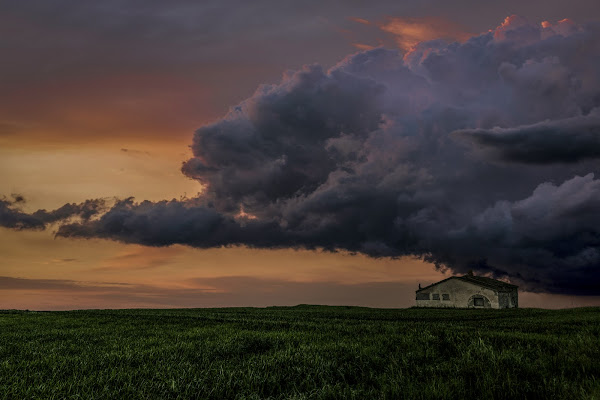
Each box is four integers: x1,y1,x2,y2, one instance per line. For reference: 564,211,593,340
5,17,600,295
0,198,45,230
431,173,600,294
181,64,388,211
0,197,105,230
454,111,600,163
2,0,599,141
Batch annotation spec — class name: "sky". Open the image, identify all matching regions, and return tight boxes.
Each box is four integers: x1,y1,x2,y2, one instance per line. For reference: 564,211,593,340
2,1,600,310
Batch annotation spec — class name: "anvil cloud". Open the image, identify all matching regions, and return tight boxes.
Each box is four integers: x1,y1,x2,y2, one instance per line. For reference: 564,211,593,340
4,16,600,295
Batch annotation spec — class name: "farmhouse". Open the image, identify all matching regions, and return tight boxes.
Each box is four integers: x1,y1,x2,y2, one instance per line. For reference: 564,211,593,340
415,273,518,309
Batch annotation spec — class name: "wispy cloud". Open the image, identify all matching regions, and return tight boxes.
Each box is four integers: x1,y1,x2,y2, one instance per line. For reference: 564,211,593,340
0,275,422,310
95,246,182,271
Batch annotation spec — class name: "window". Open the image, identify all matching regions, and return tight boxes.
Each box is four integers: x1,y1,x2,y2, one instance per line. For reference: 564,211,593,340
474,297,484,307
442,294,450,301
416,293,430,300
432,294,440,300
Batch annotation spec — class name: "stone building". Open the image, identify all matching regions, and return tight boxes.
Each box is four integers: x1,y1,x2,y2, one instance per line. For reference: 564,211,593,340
415,273,518,309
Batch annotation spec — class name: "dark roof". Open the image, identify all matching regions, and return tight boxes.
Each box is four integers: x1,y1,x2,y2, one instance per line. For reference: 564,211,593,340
459,275,518,291
416,275,518,293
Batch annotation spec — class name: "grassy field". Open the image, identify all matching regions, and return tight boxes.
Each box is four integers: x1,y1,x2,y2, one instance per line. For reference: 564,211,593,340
1,306,599,399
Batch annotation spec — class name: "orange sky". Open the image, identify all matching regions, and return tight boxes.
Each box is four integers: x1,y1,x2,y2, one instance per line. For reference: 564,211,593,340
0,141,454,309
2,2,600,310
3,116,597,310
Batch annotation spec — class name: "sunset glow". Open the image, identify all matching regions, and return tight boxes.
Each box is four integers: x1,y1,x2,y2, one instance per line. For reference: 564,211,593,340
2,1,600,310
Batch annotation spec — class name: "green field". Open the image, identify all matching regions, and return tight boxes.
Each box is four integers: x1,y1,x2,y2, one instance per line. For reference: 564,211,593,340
1,306,599,399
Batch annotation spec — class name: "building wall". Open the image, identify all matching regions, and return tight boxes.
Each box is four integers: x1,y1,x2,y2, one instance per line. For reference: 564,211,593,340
509,289,518,308
415,279,504,309
498,289,519,308
499,292,509,308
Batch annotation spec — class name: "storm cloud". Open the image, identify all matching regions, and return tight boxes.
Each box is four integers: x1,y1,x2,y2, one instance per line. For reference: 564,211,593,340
0,196,105,230
454,111,600,164
4,16,600,294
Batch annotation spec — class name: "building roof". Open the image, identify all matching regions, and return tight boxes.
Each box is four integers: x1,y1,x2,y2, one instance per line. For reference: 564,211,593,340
416,274,518,293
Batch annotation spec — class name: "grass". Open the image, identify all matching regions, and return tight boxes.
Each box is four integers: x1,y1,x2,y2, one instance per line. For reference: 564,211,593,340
1,306,599,399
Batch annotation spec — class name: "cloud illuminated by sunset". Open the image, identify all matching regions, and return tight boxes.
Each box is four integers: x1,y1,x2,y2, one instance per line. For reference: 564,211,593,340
379,16,472,51
2,1,600,311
